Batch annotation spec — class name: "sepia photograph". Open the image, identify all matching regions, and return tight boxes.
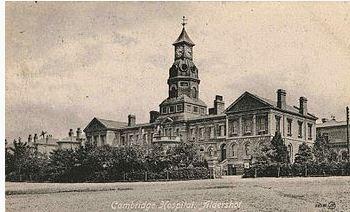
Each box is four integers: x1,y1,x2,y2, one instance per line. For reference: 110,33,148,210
4,1,350,211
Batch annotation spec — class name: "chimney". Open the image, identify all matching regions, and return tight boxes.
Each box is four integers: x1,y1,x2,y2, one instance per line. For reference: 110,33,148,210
128,114,136,126
321,118,328,123
34,134,38,143
68,129,74,138
76,128,82,139
277,89,286,109
150,111,160,123
299,97,308,116
45,135,49,143
214,95,225,114
28,134,33,143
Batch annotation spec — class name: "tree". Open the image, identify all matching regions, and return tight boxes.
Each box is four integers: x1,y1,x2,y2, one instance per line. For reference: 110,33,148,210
264,132,289,164
294,142,314,164
313,134,331,163
166,142,202,168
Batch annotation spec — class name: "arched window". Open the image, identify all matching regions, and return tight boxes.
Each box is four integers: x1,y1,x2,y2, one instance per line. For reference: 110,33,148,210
231,143,236,157
221,143,227,161
191,87,197,98
245,143,250,156
170,86,177,98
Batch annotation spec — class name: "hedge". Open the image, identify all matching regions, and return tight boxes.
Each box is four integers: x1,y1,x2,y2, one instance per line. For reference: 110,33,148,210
243,162,350,178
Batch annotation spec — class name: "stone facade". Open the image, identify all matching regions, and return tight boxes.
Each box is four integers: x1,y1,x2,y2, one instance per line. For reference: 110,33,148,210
316,118,349,161
84,23,318,175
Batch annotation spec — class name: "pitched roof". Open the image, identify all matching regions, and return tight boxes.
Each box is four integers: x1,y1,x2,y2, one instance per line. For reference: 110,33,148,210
225,91,318,120
96,118,127,129
316,120,347,128
173,27,195,46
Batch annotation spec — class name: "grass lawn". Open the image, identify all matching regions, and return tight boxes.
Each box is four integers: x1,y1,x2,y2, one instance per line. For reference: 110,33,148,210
6,176,350,211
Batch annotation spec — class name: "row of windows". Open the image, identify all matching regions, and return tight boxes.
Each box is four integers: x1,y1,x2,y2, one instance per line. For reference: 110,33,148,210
161,104,205,115
190,125,226,140
120,132,154,146
276,116,313,139
162,104,183,114
228,116,268,137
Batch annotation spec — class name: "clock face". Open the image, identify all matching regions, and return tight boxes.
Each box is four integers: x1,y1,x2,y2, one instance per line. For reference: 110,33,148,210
184,46,192,58
175,46,183,58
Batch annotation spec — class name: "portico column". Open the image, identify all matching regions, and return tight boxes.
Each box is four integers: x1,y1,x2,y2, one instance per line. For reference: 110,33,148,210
253,114,256,135
239,116,243,136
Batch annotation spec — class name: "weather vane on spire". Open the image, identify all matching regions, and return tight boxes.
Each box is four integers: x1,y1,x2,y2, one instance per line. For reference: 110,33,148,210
182,16,187,27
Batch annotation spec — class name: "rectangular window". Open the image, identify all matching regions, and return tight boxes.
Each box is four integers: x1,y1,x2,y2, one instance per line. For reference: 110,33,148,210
257,116,268,135
199,127,205,139
129,134,133,142
176,104,183,112
162,107,167,114
190,128,196,139
219,125,226,137
243,117,253,135
121,136,125,145
193,106,198,113
298,121,303,138
287,119,292,136
187,105,191,112
308,124,312,140
150,133,154,142
275,116,281,133
169,105,175,113
143,134,147,143
200,108,205,114
230,119,239,136
209,126,215,138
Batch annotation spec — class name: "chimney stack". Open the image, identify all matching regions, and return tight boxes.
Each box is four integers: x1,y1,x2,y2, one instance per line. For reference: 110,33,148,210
128,114,136,126
45,135,49,143
209,95,225,115
149,111,160,123
214,95,225,114
277,89,286,109
68,129,74,138
76,128,82,139
321,118,328,123
28,134,33,144
299,97,308,116
34,134,38,143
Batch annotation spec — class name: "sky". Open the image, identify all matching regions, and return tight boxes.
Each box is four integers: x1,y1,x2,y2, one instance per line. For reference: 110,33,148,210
5,2,350,141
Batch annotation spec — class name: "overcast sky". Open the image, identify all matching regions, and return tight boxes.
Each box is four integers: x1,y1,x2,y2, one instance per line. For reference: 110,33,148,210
5,2,350,141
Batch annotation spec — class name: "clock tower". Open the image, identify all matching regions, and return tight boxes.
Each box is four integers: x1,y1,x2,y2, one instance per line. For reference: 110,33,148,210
159,17,207,120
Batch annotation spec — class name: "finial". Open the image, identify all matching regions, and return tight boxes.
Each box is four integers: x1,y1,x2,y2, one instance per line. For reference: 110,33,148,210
182,16,187,28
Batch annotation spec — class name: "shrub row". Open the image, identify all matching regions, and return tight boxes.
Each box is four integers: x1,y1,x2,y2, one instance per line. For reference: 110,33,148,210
243,162,350,178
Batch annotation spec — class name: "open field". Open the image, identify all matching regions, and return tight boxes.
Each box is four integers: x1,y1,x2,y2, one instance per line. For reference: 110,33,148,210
6,176,350,211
